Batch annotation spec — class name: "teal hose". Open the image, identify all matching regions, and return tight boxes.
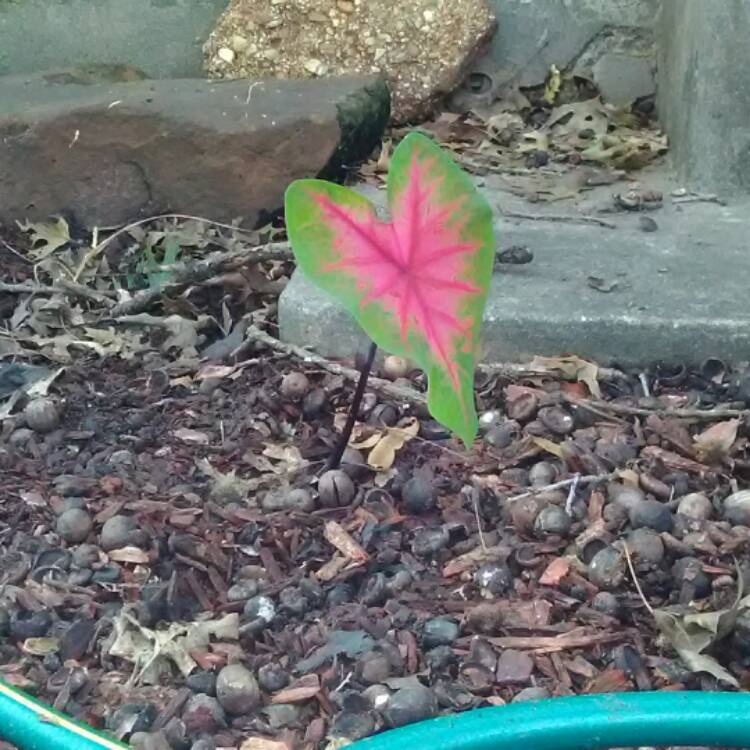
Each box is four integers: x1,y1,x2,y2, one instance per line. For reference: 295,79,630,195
0,679,126,750
349,692,750,750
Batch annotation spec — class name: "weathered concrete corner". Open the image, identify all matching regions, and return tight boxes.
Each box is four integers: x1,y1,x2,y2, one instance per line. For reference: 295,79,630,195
0,73,387,227
658,0,750,195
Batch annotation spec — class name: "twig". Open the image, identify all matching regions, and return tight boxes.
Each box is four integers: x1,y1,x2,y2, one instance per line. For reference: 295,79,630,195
639,372,651,398
468,487,488,552
0,279,113,304
508,473,615,503
73,212,270,282
243,325,427,406
564,473,580,514
672,193,724,206
479,360,628,384
108,242,291,317
498,208,617,229
562,393,748,421
0,238,32,265
623,542,655,615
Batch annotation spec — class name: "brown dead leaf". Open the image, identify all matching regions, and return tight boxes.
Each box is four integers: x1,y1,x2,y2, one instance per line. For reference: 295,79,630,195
358,417,419,470
530,355,601,398
539,556,571,586
323,521,369,564
694,419,740,464
17,217,71,259
443,544,510,577
271,674,320,704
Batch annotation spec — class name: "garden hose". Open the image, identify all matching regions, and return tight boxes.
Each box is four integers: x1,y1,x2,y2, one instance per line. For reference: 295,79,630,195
0,679,126,750
349,691,750,750
3,682,750,750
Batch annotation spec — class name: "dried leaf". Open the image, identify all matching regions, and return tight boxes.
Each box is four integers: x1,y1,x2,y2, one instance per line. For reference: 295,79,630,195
694,419,739,463
650,568,745,686
443,544,509,577
365,417,419,470
108,611,239,685
530,355,601,398
323,521,369,564
174,428,210,445
17,217,71,259
543,64,561,105
21,637,60,656
531,436,566,460
196,458,252,505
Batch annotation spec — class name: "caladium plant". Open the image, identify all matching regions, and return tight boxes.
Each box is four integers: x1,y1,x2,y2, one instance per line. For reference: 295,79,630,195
284,132,495,446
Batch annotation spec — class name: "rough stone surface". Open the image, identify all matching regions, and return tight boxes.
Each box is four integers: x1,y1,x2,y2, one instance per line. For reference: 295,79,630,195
467,0,658,87
592,53,655,107
658,0,750,194
203,0,496,123
279,172,750,368
0,0,228,78
0,72,388,227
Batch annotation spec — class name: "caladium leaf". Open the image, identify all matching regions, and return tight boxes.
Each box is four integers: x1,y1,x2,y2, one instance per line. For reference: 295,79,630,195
285,132,495,445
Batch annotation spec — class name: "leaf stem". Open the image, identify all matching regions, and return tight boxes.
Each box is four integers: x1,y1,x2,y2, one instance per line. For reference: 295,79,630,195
327,340,378,471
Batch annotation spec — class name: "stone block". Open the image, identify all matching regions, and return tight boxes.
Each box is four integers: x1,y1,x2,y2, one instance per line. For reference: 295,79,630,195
0,73,388,227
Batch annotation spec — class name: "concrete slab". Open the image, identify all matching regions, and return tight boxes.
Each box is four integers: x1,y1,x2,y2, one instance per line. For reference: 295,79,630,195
278,174,750,368
658,0,750,195
473,0,659,87
0,0,229,78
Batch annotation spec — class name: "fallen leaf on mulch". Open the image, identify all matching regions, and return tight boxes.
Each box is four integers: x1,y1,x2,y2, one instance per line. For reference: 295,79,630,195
323,521,369,564
530,354,601,398
349,416,420,470
17,217,71,259
693,418,740,464
108,611,239,685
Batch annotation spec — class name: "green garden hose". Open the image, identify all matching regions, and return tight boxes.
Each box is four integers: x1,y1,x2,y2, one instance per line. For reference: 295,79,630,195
3,682,750,750
350,691,750,750
0,680,126,750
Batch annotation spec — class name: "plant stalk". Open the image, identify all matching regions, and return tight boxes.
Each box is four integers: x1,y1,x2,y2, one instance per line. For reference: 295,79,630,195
326,340,378,471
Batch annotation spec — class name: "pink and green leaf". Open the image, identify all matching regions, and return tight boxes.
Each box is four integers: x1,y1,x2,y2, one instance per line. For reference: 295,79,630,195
284,132,495,445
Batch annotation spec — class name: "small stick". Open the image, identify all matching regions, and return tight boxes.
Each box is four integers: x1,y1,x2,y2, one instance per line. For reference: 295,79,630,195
108,242,291,317
623,542,655,615
479,361,628,384
639,372,651,398
73,212,267,282
326,340,377,471
564,472,580,515
562,393,747,421
508,473,614,503
498,208,617,229
0,279,112,304
470,488,488,553
244,325,427,406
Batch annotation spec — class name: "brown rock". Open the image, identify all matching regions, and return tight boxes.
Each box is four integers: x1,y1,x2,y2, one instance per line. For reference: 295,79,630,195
0,72,388,227
203,0,497,123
